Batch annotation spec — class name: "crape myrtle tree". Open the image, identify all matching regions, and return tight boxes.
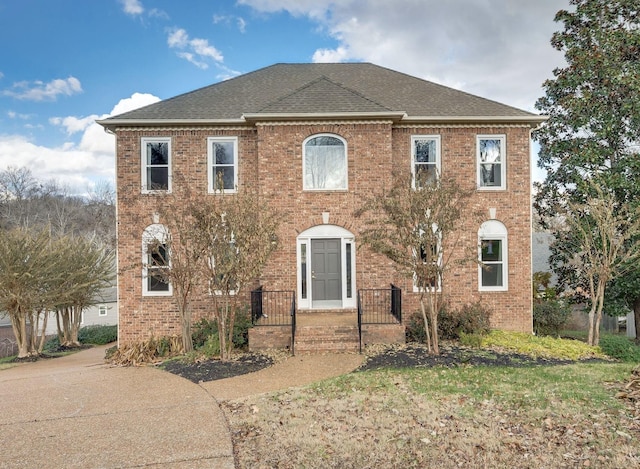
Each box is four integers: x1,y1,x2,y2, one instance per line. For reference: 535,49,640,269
190,188,280,360
0,228,115,357
148,187,209,353
355,172,477,355
534,0,640,333
0,228,61,357
54,236,115,347
559,182,640,345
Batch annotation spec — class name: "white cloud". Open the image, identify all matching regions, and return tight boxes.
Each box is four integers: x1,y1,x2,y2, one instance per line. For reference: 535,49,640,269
120,0,144,16
3,76,83,102
241,0,568,112
167,28,223,69
213,14,247,33
0,93,160,194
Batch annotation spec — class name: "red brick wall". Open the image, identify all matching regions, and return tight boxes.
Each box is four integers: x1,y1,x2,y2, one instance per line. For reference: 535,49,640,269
114,122,533,344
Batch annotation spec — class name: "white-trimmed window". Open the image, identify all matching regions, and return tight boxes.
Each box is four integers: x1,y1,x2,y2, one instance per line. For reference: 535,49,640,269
411,135,440,188
303,134,347,190
477,135,506,190
208,137,238,193
413,224,441,292
98,305,107,317
142,224,172,296
142,137,171,192
478,220,508,291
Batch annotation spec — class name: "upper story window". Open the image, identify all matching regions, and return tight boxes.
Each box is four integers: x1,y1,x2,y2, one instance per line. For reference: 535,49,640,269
477,135,506,190
303,134,347,190
142,224,172,296
142,138,171,192
411,135,441,188
208,137,238,193
478,220,508,291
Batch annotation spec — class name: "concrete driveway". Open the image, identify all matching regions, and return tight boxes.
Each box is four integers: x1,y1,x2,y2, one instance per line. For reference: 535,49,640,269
0,345,234,469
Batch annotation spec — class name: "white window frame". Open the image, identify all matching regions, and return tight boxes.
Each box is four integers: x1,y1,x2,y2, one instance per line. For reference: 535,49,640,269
303,134,348,191
478,220,508,291
411,135,441,188
207,136,238,194
142,224,172,297
477,135,506,190
413,224,442,293
141,137,171,193
98,305,107,317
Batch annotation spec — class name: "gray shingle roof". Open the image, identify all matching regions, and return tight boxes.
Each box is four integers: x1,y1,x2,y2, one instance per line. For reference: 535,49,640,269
100,63,544,125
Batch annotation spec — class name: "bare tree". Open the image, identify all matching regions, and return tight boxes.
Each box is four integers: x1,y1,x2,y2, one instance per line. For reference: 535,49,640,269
190,190,280,360
150,189,208,353
562,183,640,346
356,172,477,355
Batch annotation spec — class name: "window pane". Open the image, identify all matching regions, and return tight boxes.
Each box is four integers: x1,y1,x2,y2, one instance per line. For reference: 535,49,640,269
146,142,169,165
147,167,168,190
415,139,436,163
301,244,307,299
482,264,503,287
415,165,437,187
150,244,168,266
481,240,502,262
213,167,235,191
479,139,501,163
346,243,352,299
213,142,234,165
480,163,501,187
305,136,346,189
148,272,170,292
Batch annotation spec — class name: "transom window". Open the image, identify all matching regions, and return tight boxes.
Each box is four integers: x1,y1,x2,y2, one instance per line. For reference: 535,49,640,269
303,134,347,190
142,138,171,192
208,137,238,193
142,224,172,296
478,220,508,291
411,135,441,188
477,135,506,190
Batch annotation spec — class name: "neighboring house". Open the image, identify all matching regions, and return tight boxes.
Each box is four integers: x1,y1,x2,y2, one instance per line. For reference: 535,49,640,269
81,285,118,328
99,62,546,348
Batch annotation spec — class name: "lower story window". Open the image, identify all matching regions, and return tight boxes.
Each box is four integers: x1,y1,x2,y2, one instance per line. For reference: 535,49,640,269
142,224,172,296
478,220,508,291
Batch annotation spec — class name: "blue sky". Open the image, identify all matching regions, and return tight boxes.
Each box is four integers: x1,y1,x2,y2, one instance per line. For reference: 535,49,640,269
0,0,568,194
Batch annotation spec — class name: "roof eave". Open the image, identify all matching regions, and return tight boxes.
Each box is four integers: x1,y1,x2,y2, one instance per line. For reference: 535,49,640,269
400,115,549,125
242,111,407,122
96,118,248,131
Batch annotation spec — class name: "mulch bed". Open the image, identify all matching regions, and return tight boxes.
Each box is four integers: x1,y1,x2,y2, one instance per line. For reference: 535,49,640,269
161,353,274,383
160,343,604,383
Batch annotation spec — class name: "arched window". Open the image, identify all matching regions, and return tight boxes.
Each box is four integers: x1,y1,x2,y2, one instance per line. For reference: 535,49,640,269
142,224,172,296
478,220,508,291
303,134,347,190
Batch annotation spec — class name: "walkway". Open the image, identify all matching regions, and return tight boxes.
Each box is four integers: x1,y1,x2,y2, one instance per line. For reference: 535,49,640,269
0,346,234,469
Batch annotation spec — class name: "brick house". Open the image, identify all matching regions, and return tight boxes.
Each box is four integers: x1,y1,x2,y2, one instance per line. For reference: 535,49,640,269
99,63,545,351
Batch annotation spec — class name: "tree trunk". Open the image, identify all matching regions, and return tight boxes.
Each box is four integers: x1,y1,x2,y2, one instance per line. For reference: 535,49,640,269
11,313,30,358
420,297,432,354
633,297,640,343
587,302,597,346
428,292,439,355
593,282,606,346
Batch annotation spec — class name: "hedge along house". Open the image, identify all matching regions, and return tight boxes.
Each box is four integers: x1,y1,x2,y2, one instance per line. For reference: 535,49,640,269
98,63,546,353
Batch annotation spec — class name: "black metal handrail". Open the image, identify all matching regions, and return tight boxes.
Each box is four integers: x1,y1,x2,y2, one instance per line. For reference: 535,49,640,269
357,285,402,325
390,283,402,323
251,287,296,354
357,291,363,353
